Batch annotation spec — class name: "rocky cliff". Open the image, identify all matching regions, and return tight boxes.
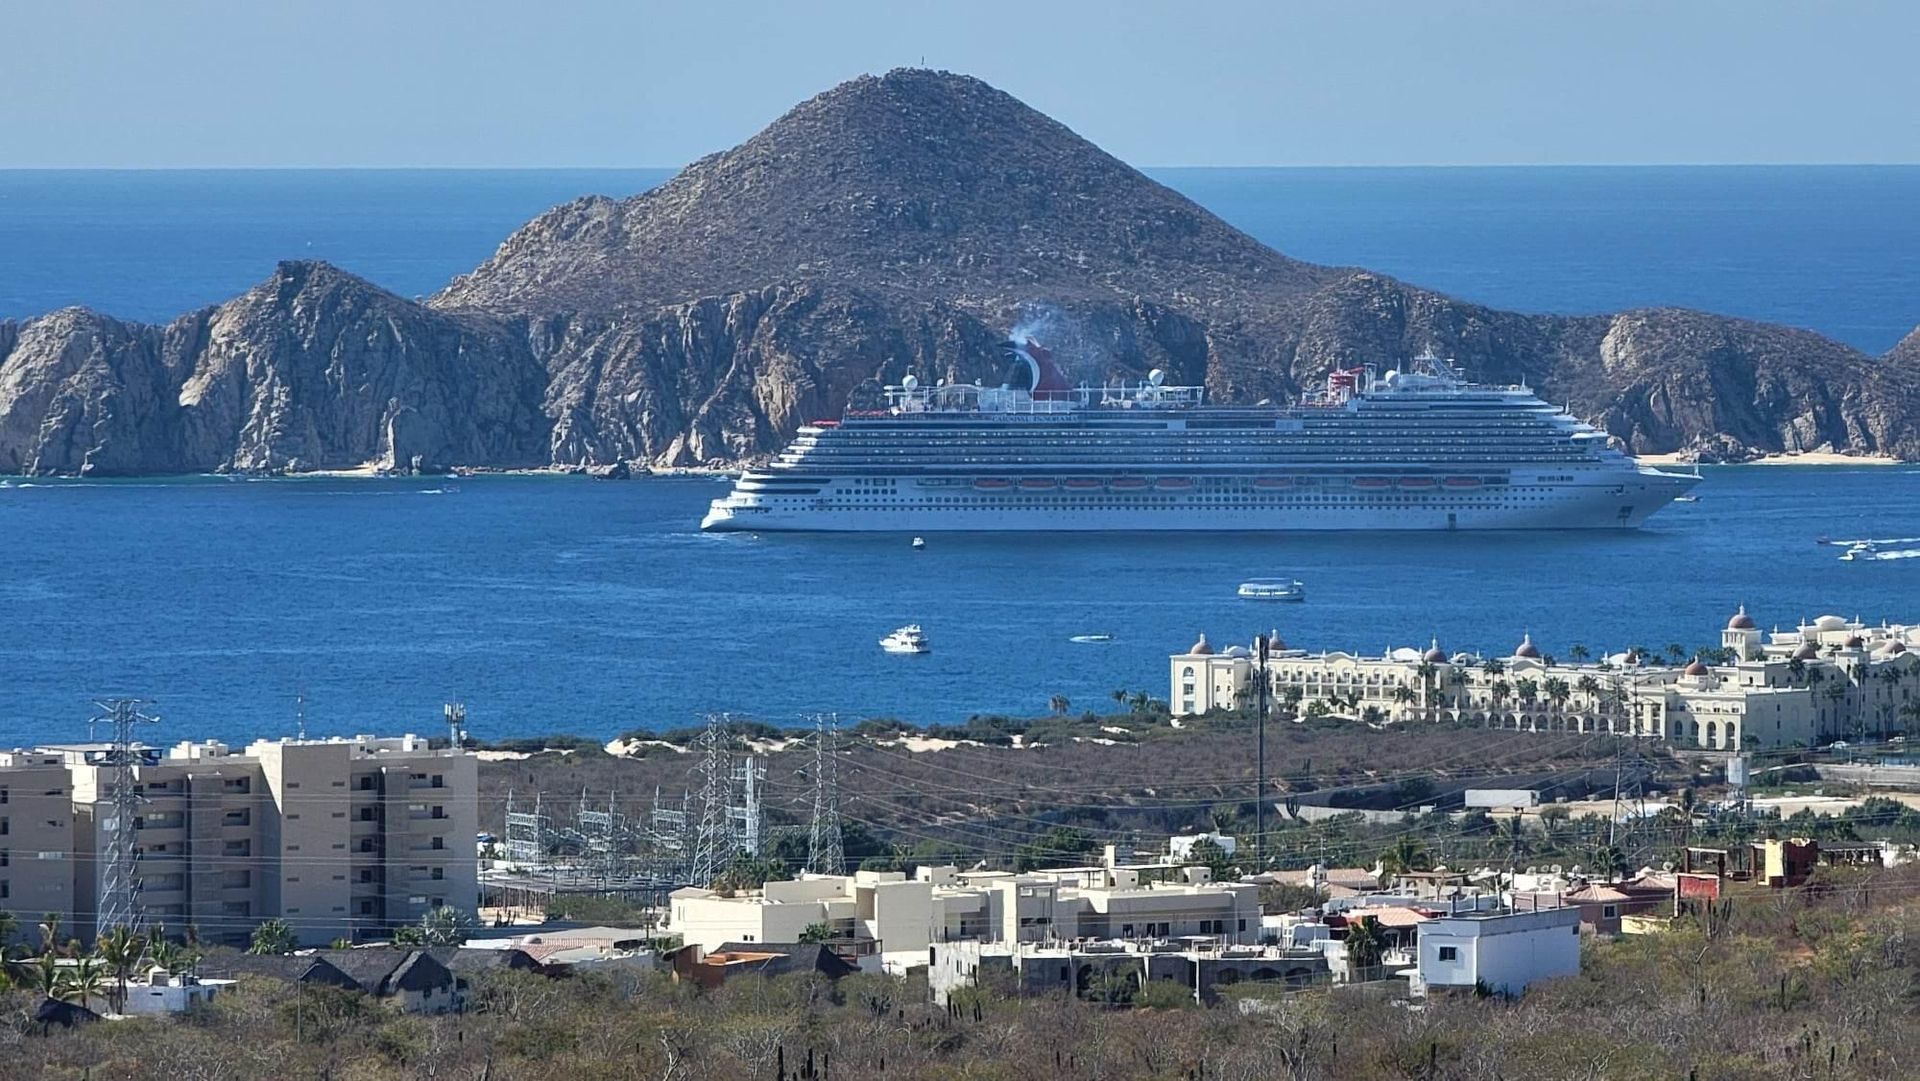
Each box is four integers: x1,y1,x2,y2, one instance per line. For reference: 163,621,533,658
0,262,549,474
3,69,1916,473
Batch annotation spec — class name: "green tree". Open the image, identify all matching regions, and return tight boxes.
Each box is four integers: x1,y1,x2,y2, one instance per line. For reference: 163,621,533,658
1378,835,1428,877
93,924,147,1013
797,922,833,944
1344,916,1388,977
1047,694,1071,716
417,906,472,947
30,954,76,1003
248,918,298,956
1568,643,1591,663
712,852,789,893
1184,837,1237,881
1481,657,1506,678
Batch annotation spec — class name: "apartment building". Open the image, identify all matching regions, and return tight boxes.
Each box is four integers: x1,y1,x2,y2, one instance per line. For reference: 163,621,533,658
62,734,476,946
0,751,76,925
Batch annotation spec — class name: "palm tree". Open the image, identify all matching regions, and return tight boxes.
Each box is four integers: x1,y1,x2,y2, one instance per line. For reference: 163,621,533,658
30,954,75,1004
1279,685,1304,720
1110,689,1129,710
1590,843,1629,881
1515,678,1540,711
1127,691,1150,714
1344,916,1388,977
67,957,106,1011
1665,643,1687,664
248,918,298,956
1543,677,1571,711
1490,680,1513,718
94,925,147,1014
1391,685,1417,720
1495,817,1532,874
1361,705,1386,725
1047,694,1070,716
0,912,16,953
38,913,61,955
1481,657,1506,678
1568,644,1591,663
1378,835,1428,877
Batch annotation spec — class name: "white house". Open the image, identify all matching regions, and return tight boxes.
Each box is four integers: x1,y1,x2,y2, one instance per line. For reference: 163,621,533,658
1412,904,1581,996
96,968,239,1017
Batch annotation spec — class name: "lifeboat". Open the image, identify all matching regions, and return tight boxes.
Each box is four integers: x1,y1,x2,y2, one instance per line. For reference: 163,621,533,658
1398,477,1437,490
1253,477,1294,489
1110,477,1149,490
1018,478,1058,491
1443,476,1483,490
1063,478,1104,490
973,478,1012,491
1351,477,1393,490
1154,477,1195,491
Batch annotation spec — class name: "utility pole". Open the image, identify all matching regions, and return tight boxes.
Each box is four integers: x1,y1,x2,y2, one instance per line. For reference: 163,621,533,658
1256,632,1270,868
91,698,158,935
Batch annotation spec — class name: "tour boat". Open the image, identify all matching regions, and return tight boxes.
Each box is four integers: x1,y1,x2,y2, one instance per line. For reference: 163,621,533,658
880,625,931,654
911,536,926,550
1238,578,1306,601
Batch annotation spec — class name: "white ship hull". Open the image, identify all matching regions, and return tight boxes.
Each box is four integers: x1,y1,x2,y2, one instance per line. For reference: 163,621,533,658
702,470,1698,533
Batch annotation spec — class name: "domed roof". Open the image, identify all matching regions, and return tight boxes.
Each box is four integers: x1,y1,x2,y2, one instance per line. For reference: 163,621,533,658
1813,615,1848,632
1423,639,1447,663
1844,635,1865,648
1792,642,1820,661
1727,605,1756,630
1267,629,1287,651
1189,633,1214,656
1514,633,1540,659
1684,657,1710,676
1879,640,1909,656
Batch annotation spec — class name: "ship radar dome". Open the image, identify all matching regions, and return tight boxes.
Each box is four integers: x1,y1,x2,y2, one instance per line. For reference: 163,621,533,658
1727,605,1756,630
1189,633,1214,656
1514,633,1541,659
1684,657,1710,676
1148,368,1166,386
901,373,919,391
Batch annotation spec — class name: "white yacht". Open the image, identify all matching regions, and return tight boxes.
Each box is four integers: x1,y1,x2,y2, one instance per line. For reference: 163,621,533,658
880,625,931,654
701,342,1700,533
1238,578,1306,601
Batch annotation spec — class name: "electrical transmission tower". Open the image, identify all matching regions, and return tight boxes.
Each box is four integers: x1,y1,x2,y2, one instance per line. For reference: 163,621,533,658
90,698,158,934
504,791,554,864
691,714,730,886
807,713,846,875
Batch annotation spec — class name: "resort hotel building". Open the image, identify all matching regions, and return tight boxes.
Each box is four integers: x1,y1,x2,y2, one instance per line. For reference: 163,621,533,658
1171,608,1920,751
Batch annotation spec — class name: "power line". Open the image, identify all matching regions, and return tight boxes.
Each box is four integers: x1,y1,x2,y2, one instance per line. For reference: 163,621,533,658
808,713,845,875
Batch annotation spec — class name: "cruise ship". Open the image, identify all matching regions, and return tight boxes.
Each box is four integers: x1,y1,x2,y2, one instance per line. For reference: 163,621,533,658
700,341,1699,532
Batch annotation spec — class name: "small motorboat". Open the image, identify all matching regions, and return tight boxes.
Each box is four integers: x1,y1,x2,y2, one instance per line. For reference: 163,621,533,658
1238,578,1306,601
1674,494,1700,503
880,625,931,654
1069,634,1115,644
911,536,926,550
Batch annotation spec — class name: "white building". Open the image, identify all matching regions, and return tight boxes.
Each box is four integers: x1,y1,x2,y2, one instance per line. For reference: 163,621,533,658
669,863,1262,970
1412,904,1581,996
1172,608,1920,750
102,968,239,1016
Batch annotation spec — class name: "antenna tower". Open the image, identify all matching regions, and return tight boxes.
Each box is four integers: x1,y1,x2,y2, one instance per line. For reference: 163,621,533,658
444,702,467,748
729,756,766,858
90,698,158,934
807,713,846,875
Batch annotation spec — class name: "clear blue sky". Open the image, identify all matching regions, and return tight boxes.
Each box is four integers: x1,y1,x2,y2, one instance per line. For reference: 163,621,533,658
3,0,1914,168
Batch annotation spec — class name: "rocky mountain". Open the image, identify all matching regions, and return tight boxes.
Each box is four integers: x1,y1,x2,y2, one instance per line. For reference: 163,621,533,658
3,69,1915,474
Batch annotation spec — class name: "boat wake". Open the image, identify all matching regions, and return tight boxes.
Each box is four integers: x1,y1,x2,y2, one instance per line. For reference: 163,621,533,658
1821,536,1920,547
1860,548,1920,561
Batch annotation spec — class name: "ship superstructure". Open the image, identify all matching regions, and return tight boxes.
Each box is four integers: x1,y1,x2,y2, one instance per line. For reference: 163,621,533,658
700,342,1698,532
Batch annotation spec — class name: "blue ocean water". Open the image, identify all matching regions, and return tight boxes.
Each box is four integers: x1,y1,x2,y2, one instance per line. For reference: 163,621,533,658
2,168,1919,746
1,167,1917,352
2,472,1917,748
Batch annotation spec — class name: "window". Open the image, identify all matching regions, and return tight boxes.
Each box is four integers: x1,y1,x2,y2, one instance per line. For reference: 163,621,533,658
1438,946,1458,961
430,837,445,850
1603,905,1618,918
